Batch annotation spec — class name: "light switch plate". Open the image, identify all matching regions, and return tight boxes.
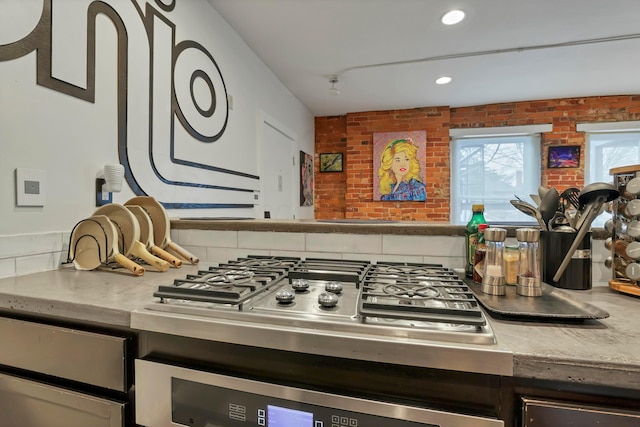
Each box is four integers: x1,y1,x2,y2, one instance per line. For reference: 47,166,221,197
15,168,46,206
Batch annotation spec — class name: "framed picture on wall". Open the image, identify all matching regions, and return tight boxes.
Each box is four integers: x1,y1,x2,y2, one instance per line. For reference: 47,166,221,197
319,153,343,172
300,151,314,206
548,145,580,168
372,130,427,201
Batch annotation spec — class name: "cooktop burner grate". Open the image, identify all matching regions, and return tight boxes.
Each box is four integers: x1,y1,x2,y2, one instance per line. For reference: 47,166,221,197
359,263,486,326
287,258,371,284
153,266,287,305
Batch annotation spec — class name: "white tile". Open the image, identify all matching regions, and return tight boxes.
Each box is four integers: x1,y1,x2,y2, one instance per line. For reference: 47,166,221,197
177,230,238,248
306,233,382,254
0,258,16,279
345,253,423,264
238,231,305,251
0,232,64,259
383,235,463,257
15,252,61,276
268,250,331,259
423,256,466,270
206,248,269,264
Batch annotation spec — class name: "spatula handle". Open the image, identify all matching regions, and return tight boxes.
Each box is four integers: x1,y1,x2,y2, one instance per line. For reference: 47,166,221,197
113,253,145,276
150,245,183,268
167,241,199,265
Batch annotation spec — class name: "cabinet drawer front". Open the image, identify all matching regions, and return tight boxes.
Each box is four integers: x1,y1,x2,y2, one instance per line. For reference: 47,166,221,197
522,397,640,426
0,317,127,391
0,372,125,427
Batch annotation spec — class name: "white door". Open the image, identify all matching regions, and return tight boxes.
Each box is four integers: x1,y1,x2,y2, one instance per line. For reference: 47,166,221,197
261,120,295,219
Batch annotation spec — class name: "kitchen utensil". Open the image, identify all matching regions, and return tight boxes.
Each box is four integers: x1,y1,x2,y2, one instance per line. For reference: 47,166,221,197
539,187,560,229
126,205,183,268
124,196,199,264
510,199,546,230
538,185,550,201
70,215,144,275
94,203,169,272
553,183,619,282
68,217,110,270
529,194,541,206
549,210,570,229
560,187,580,210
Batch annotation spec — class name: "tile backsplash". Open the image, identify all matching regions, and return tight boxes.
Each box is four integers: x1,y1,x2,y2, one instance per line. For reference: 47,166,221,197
0,229,611,283
0,232,68,279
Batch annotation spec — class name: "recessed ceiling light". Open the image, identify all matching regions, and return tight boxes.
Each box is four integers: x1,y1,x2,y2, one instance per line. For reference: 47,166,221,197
435,76,452,85
441,10,465,25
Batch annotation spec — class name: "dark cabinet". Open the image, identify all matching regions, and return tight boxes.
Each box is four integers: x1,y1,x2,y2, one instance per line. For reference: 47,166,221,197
521,397,640,426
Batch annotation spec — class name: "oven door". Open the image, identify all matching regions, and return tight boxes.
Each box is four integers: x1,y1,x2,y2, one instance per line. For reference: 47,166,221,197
135,359,504,427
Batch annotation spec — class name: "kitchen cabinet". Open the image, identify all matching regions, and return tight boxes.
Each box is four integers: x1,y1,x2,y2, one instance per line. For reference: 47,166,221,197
504,377,640,427
0,313,135,427
521,397,640,426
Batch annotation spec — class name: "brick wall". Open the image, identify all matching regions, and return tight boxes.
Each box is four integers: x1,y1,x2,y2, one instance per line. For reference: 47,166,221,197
315,95,640,221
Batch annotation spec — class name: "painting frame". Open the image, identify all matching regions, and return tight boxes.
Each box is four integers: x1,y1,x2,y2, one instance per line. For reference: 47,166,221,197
319,153,343,172
372,130,427,201
299,151,314,206
548,145,580,169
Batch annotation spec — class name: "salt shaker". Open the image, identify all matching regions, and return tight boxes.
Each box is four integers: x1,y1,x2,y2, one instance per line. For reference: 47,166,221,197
516,228,541,297
481,228,507,295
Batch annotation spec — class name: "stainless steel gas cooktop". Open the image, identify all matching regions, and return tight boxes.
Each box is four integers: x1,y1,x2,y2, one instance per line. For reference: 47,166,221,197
139,256,496,345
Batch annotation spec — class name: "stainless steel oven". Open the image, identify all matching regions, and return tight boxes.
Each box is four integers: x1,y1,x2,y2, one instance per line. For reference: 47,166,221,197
136,359,504,427
132,257,511,427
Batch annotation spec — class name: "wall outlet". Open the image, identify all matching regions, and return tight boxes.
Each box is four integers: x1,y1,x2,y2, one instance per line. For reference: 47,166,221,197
95,178,112,206
15,168,46,206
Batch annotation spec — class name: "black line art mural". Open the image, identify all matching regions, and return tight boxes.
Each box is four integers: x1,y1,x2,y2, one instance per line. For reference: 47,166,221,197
0,0,258,209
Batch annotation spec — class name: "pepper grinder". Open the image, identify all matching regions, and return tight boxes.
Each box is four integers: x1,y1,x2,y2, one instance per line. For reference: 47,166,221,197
516,228,542,297
481,228,507,295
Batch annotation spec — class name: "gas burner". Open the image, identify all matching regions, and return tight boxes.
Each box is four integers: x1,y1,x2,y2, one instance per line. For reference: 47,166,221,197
291,279,309,291
382,283,441,300
276,289,295,304
375,265,444,276
325,281,343,294
318,292,339,308
227,256,300,270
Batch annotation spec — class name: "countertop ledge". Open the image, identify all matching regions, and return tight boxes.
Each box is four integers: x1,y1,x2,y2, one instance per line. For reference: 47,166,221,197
0,265,638,391
171,219,609,239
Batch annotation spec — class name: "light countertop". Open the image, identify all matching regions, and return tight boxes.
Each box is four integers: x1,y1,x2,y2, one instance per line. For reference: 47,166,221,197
0,265,638,391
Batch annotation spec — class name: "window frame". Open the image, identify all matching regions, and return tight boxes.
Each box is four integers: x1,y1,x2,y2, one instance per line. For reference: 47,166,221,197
450,124,551,225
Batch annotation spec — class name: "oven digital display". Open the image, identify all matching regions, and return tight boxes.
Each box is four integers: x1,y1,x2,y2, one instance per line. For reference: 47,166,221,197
267,405,313,427
171,377,438,427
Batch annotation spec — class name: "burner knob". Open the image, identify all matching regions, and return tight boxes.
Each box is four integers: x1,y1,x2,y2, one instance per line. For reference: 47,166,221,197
275,289,295,304
291,278,309,291
325,281,343,294
318,292,339,308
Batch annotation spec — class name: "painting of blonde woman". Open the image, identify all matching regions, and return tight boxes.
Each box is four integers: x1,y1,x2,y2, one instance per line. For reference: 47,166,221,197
373,131,427,201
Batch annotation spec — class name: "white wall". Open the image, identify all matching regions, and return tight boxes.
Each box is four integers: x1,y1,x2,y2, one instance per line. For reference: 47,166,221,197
0,0,314,239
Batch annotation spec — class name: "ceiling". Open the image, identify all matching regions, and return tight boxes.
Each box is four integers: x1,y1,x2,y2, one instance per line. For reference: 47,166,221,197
208,0,640,117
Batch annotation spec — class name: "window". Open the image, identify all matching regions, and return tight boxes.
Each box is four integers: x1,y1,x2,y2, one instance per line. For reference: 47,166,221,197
450,125,549,225
582,121,640,226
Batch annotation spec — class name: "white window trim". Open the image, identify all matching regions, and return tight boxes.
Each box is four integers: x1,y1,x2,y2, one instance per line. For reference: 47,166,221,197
450,124,552,138
577,121,640,133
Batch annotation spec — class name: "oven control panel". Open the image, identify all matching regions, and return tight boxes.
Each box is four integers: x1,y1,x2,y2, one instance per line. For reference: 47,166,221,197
135,359,504,427
172,378,432,427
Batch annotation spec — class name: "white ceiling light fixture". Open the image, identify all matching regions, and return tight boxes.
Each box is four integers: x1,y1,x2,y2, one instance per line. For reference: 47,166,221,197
441,9,465,25
328,76,341,96
435,76,452,85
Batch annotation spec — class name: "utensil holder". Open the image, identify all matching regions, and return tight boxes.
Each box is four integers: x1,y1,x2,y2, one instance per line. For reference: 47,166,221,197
541,230,592,290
